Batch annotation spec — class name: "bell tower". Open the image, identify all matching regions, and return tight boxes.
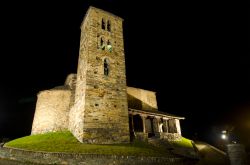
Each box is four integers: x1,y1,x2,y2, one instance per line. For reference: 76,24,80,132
69,6,130,144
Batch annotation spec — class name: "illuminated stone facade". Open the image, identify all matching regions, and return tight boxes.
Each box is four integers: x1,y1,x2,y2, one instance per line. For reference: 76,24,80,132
31,6,184,144
31,87,71,134
68,7,129,144
127,87,158,111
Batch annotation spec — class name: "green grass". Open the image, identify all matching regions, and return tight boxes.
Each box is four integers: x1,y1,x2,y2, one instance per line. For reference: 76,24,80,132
4,131,167,156
170,137,194,148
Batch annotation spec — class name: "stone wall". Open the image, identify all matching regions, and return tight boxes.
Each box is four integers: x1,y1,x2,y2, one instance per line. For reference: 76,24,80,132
69,6,130,144
68,8,90,142
134,132,148,142
160,133,182,141
227,144,248,165
127,87,158,111
0,147,198,165
31,88,72,134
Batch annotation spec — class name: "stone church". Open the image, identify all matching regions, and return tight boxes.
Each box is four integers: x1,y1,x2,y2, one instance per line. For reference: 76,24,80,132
31,6,184,144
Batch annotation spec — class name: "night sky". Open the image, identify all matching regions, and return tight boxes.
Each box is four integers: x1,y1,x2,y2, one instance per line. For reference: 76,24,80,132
0,1,249,148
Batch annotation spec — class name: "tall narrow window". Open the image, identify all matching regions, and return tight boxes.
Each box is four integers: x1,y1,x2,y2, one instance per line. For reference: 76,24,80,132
100,38,105,50
104,58,109,76
107,20,111,32
102,19,105,30
107,40,112,52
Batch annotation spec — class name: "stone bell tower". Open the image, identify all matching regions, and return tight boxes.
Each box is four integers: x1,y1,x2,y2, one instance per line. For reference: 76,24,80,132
69,6,130,144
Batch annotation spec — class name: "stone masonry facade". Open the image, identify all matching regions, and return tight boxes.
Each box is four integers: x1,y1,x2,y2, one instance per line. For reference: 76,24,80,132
69,6,129,144
31,6,184,144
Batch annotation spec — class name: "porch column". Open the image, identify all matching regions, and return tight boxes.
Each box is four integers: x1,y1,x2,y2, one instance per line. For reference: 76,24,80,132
140,114,147,133
155,116,161,133
163,117,169,133
131,113,135,132
175,119,182,135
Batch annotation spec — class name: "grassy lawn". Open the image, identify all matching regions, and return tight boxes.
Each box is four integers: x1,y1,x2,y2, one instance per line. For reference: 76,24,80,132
170,137,194,148
166,137,198,159
4,131,168,156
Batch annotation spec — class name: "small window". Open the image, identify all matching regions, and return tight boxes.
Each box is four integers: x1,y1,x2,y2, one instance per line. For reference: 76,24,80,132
107,40,112,52
104,58,110,76
100,38,105,50
102,19,105,30
107,20,111,32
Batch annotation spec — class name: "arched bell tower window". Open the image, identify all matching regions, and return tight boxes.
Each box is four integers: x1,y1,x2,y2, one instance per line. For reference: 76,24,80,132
100,38,105,50
107,20,111,32
107,40,112,52
102,19,106,30
104,58,110,76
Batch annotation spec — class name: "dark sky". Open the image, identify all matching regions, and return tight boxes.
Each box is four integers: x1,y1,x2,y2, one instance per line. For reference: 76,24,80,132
0,1,249,147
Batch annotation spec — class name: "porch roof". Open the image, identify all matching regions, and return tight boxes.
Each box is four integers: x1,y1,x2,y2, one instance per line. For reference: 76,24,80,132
128,108,185,120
